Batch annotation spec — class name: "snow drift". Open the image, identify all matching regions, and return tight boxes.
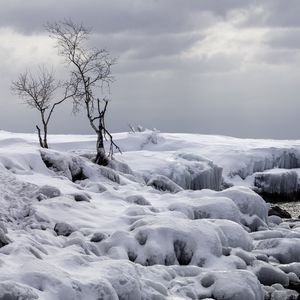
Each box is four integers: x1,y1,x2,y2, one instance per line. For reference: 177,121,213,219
0,130,300,299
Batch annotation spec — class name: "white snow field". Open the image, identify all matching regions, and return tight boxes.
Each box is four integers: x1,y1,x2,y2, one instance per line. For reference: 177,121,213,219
1,130,300,299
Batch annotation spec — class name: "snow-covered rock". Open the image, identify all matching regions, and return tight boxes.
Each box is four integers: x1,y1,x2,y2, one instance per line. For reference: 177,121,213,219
37,185,61,199
54,222,75,237
124,151,223,191
252,260,289,286
147,174,183,193
1,131,300,299
0,229,10,248
254,169,299,201
255,238,300,264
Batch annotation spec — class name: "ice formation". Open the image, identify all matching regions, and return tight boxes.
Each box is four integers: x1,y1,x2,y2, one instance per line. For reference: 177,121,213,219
0,130,300,299
254,169,299,200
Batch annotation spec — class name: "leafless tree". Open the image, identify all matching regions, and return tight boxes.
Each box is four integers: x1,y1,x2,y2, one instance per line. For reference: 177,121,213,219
12,67,74,148
46,20,120,165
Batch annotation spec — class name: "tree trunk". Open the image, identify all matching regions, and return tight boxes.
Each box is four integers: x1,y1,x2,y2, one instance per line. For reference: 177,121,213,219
94,131,109,165
36,125,44,148
43,124,49,149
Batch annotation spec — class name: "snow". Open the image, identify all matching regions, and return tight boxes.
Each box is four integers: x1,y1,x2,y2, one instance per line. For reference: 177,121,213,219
1,130,300,298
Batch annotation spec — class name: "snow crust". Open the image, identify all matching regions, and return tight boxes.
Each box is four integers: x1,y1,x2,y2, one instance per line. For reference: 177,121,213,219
1,130,300,299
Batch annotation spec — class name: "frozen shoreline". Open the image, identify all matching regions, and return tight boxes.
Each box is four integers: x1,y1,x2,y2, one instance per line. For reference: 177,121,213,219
1,130,300,299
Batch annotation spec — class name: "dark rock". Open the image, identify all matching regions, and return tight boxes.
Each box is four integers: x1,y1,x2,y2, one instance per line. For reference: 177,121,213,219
201,274,215,288
269,206,291,218
73,193,90,202
54,222,75,237
90,232,107,243
288,281,300,294
0,229,10,248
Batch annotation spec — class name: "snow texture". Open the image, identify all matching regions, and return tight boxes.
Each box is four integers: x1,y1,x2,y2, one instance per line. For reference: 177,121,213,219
1,130,300,299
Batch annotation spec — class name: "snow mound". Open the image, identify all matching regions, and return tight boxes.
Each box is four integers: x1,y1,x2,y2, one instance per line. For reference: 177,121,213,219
100,215,253,267
255,238,300,263
0,281,38,299
2,131,300,298
168,196,242,224
173,187,268,231
217,186,268,230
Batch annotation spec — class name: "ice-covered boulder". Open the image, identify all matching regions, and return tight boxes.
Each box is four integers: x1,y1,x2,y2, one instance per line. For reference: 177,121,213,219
40,149,126,186
268,215,283,225
0,229,10,248
211,219,253,251
0,281,38,299
229,149,300,180
80,181,107,193
37,185,61,199
255,238,300,264
90,232,107,243
100,216,225,266
99,215,254,267
124,151,223,191
168,196,243,224
254,169,299,201
40,150,88,182
252,260,289,286
72,193,91,202
217,186,268,230
174,153,223,191
147,175,183,193
125,195,151,206
166,268,264,299
107,158,134,175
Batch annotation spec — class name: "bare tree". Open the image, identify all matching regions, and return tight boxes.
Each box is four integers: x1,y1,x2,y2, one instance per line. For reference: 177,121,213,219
46,20,120,165
12,67,74,148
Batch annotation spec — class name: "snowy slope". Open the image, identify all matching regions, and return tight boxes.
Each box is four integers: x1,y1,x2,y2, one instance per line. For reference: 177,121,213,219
0,130,300,299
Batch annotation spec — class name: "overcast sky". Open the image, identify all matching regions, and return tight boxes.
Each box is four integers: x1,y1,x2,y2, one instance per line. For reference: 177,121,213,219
1,0,300,138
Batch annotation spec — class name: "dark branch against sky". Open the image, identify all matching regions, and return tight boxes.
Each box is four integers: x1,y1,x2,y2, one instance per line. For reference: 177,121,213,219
1,0,300,138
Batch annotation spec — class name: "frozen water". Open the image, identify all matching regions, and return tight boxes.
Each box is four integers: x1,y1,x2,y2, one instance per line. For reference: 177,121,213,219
0,130,300,298
254,169,298,196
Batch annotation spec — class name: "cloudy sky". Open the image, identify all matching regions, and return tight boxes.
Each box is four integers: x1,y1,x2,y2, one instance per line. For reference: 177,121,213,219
1,0,300,138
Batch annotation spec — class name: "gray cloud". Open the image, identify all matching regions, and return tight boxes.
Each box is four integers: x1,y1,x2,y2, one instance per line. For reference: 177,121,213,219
0,0,300,139
0,0,252,34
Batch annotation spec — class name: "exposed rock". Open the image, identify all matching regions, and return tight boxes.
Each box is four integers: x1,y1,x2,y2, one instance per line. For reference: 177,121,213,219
90,232,107,243
269,206,291,219
0,229,10,248
54,222,75,237
73,193,91,202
